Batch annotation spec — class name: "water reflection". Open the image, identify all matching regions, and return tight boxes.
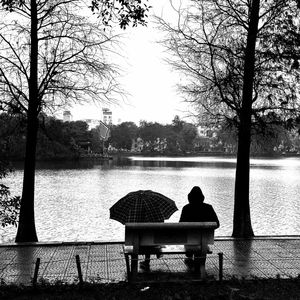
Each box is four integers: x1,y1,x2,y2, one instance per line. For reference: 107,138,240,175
231,239,255,277
129,159,236,169
16,247,35,282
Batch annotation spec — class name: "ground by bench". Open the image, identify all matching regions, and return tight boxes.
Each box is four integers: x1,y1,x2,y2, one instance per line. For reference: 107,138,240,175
123,222,222,282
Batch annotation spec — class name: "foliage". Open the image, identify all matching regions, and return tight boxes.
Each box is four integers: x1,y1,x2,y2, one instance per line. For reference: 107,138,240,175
138,121,167,152
0,160,20,227
157,0,300,130
0,1,124,115
89,127,105,153
1,0,23,11
251,124,292,155
1,0,150,29
0,113,26,159
133,116,198,153
109,122,138,150
0,278,300,300
180,122,198,152
261,1,300,73
90,0,150,29
172,115,184,133
0,113,87,160
2,112,300,159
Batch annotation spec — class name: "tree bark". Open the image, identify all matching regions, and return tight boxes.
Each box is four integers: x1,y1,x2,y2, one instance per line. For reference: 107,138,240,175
15,109,39,242
232,0,261,238
15,0,39,242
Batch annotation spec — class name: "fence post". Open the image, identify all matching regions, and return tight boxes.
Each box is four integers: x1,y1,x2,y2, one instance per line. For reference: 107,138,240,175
32,258,40,285
218,252,223,281
75,255,83,284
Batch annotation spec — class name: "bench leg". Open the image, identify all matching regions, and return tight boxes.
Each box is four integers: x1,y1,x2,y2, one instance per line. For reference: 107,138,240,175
218,252,223,281
145,254,150,265
124,253,131,281
194,252,206,279
130,254,138,282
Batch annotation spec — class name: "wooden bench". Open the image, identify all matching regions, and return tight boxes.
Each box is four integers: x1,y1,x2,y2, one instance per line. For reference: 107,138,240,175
123,222,221,281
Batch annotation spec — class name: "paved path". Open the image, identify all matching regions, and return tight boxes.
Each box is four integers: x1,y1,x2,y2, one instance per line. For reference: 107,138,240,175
0,238,299,284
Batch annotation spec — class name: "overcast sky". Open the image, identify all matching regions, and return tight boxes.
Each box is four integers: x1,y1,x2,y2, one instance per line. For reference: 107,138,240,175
70,0,194,125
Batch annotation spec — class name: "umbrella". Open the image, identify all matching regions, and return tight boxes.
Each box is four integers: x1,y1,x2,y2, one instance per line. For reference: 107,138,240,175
110,190,178,224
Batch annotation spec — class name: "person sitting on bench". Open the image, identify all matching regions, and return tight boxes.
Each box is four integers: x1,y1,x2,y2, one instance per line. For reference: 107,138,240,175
179,186,220,266
138,212,163,271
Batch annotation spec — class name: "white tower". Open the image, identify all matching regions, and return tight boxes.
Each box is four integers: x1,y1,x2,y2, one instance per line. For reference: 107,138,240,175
63,110,73,122
102,108,112,125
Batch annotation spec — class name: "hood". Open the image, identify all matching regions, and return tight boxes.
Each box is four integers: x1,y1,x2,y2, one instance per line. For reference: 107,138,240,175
188,186,205,205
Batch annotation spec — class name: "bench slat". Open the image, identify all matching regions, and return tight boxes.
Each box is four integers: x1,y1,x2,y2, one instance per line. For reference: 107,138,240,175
125,222,218,230
124,245,213,255
125,222,217,246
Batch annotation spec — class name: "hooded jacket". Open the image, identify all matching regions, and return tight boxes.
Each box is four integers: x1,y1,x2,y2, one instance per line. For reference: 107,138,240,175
179,186,220,228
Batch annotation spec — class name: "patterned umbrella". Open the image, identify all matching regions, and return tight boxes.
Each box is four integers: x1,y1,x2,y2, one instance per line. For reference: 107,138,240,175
110,190,178,224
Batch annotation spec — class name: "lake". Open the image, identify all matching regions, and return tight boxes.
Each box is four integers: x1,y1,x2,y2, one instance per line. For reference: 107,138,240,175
1,156,300,243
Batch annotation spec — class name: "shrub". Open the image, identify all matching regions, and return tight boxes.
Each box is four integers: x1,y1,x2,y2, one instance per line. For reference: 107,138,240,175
0,160,20,227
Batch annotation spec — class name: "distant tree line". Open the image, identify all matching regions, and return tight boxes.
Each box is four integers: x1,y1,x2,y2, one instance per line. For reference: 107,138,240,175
109,116,198,154
0,113,198,159
110,117,300,156
217,119,300,156
0,113,102,160
1,112,300,161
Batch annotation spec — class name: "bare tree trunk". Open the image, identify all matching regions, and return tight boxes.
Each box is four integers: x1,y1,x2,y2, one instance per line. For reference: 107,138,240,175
233,118,254,237
15,0,38,242
232,0,261,238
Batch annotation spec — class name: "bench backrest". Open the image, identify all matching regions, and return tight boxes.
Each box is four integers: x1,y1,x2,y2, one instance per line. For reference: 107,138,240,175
125,222,218,250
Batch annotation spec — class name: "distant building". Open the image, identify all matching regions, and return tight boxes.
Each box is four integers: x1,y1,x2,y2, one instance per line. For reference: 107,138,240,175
63,110,73,122
102,108,112,125
84,119,100,130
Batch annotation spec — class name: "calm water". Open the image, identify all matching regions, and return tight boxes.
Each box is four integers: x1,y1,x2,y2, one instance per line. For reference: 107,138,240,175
1,156,300,243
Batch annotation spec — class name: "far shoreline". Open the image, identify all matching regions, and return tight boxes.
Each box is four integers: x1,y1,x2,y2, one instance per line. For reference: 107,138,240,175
3,151,300,163
111,151,300,159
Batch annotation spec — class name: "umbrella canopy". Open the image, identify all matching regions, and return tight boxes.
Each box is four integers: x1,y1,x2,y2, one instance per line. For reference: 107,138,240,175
110,190,178,224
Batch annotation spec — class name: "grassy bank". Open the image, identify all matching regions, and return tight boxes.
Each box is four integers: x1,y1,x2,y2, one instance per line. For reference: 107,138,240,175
1,278,300,300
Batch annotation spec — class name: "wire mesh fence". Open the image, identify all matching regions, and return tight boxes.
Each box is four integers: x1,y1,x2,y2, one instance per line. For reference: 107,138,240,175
0,250,223,285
